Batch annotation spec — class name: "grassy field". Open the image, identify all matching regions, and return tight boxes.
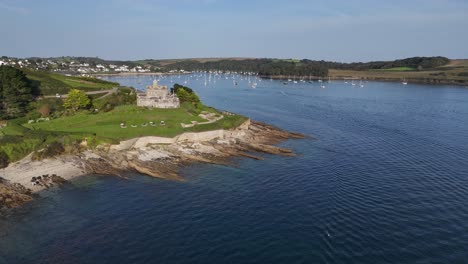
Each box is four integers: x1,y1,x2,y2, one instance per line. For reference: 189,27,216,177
26,103,246,139
0,103,247,162
329,60,468,84
23,69,118,96
372,67,416,71
25,104,208,139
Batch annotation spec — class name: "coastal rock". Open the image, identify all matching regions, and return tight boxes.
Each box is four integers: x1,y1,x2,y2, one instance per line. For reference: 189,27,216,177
0,178,33,211
0,119,307,210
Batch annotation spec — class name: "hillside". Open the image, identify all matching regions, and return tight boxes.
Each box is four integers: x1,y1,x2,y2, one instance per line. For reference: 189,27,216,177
22,68,119,96
329,59,468,85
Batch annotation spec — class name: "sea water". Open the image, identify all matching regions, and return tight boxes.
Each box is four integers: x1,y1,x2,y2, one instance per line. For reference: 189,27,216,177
1,75,468,263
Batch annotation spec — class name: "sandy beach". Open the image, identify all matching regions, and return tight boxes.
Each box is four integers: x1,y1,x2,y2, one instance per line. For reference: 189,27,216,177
0,153,86,192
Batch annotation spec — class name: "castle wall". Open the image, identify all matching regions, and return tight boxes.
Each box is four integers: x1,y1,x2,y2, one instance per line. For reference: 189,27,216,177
137,97,180,108
146,89,168,98
176,130,225,142
137,80,180,108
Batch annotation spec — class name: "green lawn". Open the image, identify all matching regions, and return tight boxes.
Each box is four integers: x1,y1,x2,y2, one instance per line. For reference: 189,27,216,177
25,103,247,140
1,102,247,162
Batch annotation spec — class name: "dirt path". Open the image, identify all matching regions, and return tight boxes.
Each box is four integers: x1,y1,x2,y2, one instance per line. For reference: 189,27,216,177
41,88,118,99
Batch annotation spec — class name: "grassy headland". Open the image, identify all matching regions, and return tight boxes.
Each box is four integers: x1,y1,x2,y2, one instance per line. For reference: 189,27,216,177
1,100,246,164
0,67,247,167
25,103,246,141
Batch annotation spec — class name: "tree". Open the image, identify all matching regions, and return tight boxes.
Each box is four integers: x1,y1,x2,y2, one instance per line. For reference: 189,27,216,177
63,89,90,112
0,66,33,119
173,84,200,104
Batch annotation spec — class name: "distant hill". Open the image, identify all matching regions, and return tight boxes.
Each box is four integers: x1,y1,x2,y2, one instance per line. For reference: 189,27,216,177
4,55,468,85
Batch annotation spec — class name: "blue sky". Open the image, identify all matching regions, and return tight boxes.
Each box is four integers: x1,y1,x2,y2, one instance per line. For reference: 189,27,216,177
1,0,467,61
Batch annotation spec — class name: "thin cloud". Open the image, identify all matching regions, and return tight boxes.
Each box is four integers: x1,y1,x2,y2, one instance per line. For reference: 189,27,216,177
0,0,30,15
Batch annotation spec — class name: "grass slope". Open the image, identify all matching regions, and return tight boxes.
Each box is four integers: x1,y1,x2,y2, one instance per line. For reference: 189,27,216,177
23,69,118,96
1,103,247,162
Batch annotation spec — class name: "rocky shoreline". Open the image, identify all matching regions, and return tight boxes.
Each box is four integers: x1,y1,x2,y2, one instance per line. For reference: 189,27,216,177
0,120,306,212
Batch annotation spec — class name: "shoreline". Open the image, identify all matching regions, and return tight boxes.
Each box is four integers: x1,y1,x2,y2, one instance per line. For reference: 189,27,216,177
94,72,190,77
95,72,467,87
261,75,468,87
0,120,306,211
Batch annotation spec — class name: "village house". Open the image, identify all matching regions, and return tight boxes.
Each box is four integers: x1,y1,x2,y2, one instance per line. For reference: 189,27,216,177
137,80,180,109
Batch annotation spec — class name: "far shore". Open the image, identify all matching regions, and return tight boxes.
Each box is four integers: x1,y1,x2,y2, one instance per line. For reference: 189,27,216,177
260,75,468,87
94,72,190,77
94,72,467,87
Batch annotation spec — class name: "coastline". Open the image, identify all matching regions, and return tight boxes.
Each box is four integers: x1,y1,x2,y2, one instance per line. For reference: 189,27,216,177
0,120,306,211
94,72,467,87
94,72,189,77
261,75,468,87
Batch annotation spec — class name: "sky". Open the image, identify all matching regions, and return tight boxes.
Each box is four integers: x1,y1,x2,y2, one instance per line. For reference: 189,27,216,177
1,0,467,62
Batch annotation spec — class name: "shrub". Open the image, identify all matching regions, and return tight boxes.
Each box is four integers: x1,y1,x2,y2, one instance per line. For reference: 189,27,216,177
32,141,65,160
44,141,65,157
38,104,51,117
0,150,9,168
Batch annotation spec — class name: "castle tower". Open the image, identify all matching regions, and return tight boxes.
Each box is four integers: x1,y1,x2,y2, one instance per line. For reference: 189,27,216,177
137,79,180,108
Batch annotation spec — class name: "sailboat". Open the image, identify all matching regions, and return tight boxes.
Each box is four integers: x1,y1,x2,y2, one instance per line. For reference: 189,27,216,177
402,78,408,85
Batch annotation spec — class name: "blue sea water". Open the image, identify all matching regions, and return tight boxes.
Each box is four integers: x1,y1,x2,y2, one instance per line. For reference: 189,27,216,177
1,75,468,263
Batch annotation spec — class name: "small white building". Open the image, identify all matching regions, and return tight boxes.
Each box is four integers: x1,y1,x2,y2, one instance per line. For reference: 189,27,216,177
115,65,129,72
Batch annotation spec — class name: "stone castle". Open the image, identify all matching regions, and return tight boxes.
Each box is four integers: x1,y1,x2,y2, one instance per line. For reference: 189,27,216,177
137,80,180,108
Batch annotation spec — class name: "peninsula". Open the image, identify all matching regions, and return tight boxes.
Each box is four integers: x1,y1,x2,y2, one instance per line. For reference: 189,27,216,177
0,66,305,211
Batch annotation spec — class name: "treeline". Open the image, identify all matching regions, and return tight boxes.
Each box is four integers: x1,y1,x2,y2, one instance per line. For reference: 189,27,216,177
164,59,329,77
0,66,33,119
321,56,450,71
162,57,449,76
7,56,450,76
